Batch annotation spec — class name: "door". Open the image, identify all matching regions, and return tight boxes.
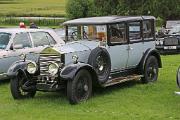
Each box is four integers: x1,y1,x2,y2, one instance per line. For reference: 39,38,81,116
106,23,129,72
127,21,144,68
0,32,12,75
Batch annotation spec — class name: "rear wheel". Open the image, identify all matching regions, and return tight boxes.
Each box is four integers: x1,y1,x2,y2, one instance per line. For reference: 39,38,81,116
67,69,92,104
10,72,36,99
141,56,159,83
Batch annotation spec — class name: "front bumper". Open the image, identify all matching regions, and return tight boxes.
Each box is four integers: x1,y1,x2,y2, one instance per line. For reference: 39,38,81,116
33,75,66,92
156,45,180,54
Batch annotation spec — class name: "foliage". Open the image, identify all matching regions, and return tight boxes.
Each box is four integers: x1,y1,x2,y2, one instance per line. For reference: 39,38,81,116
66,0,94,19
93,0,119,16
0,17,65,27
91,0,180,21
1,55,180,120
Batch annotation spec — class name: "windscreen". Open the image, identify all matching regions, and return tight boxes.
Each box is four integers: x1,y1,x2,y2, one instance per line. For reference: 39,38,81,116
169,26,180,34
66,25,107,42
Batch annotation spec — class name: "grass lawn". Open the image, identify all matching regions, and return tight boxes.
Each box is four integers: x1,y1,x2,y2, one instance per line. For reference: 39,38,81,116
0,55,180,120
0,0,66,17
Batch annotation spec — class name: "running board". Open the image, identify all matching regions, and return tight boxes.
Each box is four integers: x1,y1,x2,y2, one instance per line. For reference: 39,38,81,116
102,75,143,87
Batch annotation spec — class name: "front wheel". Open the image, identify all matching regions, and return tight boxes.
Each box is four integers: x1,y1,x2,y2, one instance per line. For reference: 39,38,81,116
141,56,159,83
67,69,92,104
10,72,36,99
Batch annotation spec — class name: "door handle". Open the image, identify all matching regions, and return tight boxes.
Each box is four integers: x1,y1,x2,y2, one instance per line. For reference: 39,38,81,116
127,46,133,50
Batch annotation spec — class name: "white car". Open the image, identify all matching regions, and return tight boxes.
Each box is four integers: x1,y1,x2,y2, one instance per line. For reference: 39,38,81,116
0,28,64,80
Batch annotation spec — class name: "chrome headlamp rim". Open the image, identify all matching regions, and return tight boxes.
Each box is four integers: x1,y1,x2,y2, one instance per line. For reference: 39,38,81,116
48,62,59,76
27,61,37,74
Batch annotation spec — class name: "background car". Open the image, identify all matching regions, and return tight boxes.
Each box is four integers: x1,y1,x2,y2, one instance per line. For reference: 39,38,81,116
0,28,64,80
156,25,180,54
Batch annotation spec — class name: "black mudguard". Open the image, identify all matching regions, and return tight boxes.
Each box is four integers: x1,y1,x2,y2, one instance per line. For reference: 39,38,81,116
139,48,162,74
60,62,98,82
7,60,31,78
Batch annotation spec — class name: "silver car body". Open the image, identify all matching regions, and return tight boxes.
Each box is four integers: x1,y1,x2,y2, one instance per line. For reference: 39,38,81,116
39,16,156,75
55,16,156,71
0,28,64,79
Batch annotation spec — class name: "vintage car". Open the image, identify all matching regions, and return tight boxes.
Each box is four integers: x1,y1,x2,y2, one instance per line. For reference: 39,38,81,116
0,28,64,80
8,16,162,104
156,25,180,54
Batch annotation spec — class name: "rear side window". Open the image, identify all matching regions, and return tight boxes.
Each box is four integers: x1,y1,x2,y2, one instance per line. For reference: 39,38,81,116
31,32,56,47
129,22,142,41
109,23,127,44
143,20,154,40
14,33,32,48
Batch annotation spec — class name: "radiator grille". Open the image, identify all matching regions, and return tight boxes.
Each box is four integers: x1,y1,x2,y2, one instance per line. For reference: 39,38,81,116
164,37,178,45
39,54,61,76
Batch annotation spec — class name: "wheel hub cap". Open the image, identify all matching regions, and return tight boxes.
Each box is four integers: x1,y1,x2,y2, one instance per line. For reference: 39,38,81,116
84,84,88,91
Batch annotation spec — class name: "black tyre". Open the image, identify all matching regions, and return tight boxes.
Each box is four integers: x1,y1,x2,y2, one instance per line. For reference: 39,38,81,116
141,56,159,83
10,72,36,99
176,67,180,88
67,69,92,104
88,47,111,83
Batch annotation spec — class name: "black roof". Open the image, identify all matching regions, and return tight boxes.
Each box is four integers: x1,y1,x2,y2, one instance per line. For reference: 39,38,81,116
63,16,155,25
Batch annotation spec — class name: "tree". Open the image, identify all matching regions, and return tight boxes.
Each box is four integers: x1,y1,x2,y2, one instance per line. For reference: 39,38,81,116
66,0,180,20
93,0,119,16
66,0,93,19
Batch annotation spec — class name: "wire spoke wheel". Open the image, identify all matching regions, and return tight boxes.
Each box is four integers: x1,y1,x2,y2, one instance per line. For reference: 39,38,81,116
67,69,92,104
95,55,107,75
17,74,29,96
88,47,111,83
75,76,89,101
10,71,36,99
147,63,158,82
141,56,159,83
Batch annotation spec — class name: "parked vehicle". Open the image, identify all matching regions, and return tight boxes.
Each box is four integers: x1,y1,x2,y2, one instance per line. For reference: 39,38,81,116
0,28,64,80
8,16,162,104
156,25,180,54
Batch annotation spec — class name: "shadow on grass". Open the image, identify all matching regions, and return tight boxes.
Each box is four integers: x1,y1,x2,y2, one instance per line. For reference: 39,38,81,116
0,79,10,85
93,80,141,97
32,80,141,104
34,89,68,102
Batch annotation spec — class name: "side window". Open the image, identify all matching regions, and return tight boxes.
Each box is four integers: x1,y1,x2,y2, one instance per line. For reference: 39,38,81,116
109,23,127,44
129,21,142,41
45,33,56,44
31,32,50,47
13,33,32,49
143,20,153,40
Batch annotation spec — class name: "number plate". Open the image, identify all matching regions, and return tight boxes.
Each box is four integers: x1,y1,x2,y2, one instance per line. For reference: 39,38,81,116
164,46,177,50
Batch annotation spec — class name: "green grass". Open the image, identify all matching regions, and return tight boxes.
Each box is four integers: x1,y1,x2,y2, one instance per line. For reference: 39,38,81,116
0,0,66,17
0,55,180,120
